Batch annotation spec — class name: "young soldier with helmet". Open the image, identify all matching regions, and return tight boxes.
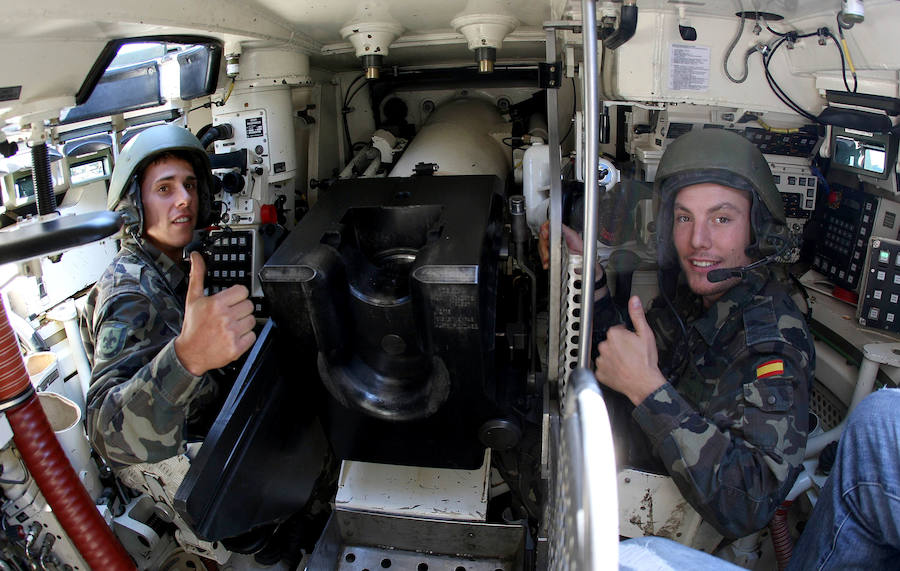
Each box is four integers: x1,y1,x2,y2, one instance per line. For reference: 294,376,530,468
81,124,256,468
541,128,814,539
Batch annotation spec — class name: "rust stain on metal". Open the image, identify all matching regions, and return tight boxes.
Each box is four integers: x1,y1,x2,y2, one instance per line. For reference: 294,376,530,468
656,499,689,540
629,488,656,535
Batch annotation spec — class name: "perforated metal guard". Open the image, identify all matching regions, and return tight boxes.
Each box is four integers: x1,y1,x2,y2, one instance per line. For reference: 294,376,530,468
558,248,580,412
545,369,620,570
546,401,574,570
810,380,847,431
548,251,602,567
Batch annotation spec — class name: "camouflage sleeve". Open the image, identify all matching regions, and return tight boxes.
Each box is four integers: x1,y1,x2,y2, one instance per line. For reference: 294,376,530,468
590,295,675,359
86,291,205,468
590,294,623,347
631,346,809,538
644,298,686,368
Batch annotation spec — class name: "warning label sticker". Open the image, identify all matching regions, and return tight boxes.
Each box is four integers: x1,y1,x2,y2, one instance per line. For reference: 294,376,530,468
669,44,710,91
246,116,264,138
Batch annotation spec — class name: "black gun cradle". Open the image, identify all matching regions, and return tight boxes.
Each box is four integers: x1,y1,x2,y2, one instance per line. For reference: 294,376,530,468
260,175,507,468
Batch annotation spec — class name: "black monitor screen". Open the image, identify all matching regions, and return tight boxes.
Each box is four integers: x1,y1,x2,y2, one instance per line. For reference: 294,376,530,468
831,127,897,180
14,175,34,200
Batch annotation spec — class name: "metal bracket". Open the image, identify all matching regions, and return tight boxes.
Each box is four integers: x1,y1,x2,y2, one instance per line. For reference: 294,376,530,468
538,62,563,89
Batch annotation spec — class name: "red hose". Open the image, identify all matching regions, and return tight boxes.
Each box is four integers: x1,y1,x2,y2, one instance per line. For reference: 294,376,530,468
0,305,135,570
769,500,794,571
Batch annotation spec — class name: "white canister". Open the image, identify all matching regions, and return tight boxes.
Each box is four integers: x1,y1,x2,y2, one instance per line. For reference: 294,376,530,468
37,392,101,498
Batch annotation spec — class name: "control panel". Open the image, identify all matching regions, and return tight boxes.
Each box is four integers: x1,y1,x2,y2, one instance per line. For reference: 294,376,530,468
659,124,820,157
858,237,900,336
813,184,900,291
211,148,272,227
205,229,266,315
214,109,277,176
768,159,818,262
743,126,821,158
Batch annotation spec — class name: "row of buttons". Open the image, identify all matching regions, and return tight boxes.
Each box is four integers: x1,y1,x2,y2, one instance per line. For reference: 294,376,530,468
814,257,859,287
876,249,900,266
826,230,855,244
212,270,247,279
823,241,851,257
746,127,819,156
867,307,896,323
773,175,816,188
872,290,900,302
781,191,815,212
872,270,900,285
828,218,859,232
213,235,249,247
213,253,248,262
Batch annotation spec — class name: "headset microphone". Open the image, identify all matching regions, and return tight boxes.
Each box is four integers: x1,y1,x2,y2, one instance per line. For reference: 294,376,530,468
706,267,744,283
706,254,779,283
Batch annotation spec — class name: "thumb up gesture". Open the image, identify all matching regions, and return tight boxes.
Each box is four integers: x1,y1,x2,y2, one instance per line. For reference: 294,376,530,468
175,252,257,376
593,296,666,405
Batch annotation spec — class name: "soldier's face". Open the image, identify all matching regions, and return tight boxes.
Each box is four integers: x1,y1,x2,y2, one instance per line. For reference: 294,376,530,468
141,156,199,260
672,183,753,307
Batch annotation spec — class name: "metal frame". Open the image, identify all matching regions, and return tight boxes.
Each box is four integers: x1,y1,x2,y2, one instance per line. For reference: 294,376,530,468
578,0,601,369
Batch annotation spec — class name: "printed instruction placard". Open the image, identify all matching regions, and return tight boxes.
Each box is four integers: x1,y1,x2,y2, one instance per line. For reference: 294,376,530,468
669,44,710,91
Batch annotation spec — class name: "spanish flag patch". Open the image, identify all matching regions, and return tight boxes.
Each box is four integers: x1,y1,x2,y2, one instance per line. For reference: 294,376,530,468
756,359,784,379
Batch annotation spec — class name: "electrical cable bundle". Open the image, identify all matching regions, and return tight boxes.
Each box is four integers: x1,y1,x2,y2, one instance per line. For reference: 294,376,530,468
723,6,859,126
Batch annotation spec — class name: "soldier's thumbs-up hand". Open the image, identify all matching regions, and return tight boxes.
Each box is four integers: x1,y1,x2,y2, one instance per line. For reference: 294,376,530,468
594,296,666,406
175,252,256,376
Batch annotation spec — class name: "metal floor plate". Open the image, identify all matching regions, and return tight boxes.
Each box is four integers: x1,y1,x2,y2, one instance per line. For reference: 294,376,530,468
306,509,525,570
335,545,512,571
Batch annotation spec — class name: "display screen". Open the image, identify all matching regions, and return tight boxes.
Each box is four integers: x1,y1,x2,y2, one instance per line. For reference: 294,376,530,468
14,176,35,200
830,127,896,181
70,158,108,185
833,135,886,175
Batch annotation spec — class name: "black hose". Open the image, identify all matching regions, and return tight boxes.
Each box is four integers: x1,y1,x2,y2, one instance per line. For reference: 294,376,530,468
199,124,235,149
30,143,56,216
603,3,638,51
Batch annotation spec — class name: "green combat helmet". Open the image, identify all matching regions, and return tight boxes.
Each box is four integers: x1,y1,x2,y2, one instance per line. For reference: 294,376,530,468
107,124,216,237
654,128,790,271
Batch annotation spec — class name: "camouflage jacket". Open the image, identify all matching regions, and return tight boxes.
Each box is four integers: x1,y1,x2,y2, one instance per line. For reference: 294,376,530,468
81,238,218,468
594,267,813,538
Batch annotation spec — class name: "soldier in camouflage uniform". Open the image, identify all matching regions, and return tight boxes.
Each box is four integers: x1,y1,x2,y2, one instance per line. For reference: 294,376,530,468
81,124,256,468
543,129,814,539
594,129,813,538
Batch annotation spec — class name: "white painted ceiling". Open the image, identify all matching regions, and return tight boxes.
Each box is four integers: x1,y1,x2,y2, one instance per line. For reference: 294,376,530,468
0,0,881,125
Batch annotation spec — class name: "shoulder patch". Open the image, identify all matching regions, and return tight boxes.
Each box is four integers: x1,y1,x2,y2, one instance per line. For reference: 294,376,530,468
756,359,784,379
743,298,785,346
121,262,144,280
96,322,129,360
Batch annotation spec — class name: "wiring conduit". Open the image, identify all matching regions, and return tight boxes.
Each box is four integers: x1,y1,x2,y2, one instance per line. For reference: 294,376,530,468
0,302,134,570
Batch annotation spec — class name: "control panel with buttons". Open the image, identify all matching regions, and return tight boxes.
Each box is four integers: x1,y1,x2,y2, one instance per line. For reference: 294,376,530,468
205,229,267,316
858,237,900,337
744,126,821,157
813,184,900,291
768,160,819,263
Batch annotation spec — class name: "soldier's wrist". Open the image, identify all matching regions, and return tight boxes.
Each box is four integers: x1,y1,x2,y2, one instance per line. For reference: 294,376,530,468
174,336,205,377
627,369,666,406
